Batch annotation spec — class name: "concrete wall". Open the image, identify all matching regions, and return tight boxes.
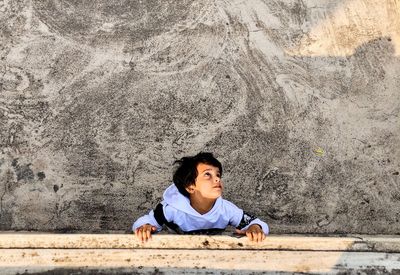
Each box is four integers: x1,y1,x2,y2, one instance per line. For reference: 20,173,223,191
0,0,399,234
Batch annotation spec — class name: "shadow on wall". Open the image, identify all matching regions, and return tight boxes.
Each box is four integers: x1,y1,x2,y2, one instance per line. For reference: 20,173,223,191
285,0,400,57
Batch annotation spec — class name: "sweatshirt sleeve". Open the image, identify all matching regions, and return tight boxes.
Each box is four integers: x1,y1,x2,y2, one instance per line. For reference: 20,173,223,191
132,209,163,232
236,212,269,235
225,200,269,235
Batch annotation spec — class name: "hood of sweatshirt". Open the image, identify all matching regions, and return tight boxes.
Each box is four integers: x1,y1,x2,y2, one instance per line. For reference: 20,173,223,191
163,183,223,218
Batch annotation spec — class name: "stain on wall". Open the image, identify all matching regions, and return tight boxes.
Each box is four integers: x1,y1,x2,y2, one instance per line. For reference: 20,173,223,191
0,0,399,233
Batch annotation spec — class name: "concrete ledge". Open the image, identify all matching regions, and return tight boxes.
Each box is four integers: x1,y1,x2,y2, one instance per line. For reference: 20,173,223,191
1,233,400,251
2,249,400,274
1,233,400,274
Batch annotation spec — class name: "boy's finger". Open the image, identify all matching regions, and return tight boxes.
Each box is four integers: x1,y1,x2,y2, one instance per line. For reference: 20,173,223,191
139,229,146,243
249,231,262,242
250,231,256,241
135,229,141,240
254,232,259,242
138,229,144,242
253,232,259,242
258,233,263,242
135,229,141,239
146,229,152,240
246,231,253,241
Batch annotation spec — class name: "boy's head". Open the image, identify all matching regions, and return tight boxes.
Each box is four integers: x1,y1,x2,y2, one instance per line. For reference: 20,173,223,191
173,152,223,198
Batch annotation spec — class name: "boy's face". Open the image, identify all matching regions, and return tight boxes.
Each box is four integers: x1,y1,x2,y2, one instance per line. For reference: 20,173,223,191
186,163,223,200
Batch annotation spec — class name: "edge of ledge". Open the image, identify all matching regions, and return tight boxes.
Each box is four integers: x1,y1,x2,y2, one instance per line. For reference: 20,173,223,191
0,233,399,252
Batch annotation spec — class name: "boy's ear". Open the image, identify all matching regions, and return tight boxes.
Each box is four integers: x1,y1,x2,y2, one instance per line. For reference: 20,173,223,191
185,184,195,194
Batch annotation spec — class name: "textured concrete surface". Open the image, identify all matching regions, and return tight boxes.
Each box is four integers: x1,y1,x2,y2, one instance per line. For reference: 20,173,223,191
0,0,399,233
1,234,400,274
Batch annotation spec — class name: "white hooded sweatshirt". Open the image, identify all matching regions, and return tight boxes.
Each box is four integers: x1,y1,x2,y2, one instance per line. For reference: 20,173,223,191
132,184,269,235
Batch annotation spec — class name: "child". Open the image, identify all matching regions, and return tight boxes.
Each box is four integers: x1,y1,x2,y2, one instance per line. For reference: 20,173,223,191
133,152,269,243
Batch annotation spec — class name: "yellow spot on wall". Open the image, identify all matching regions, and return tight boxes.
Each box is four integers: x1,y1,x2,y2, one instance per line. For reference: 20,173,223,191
314,147,325,157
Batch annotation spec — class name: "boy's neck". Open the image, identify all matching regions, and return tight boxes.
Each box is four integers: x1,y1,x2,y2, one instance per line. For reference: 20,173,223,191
189,195,217,215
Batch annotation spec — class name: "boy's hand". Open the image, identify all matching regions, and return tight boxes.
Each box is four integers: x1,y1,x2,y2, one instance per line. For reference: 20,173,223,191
235,224,266,243
135,224,157,243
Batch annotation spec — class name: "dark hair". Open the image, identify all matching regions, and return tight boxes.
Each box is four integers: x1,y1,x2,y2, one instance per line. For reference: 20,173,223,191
173,152,223,197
